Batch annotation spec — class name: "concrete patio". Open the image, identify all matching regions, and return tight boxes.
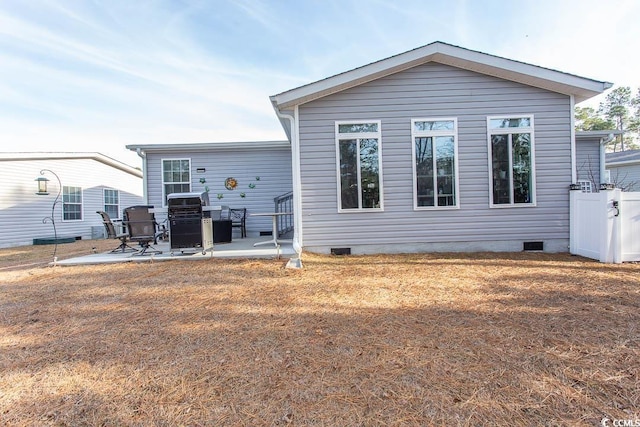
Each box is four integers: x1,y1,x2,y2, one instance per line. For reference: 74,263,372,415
55,237,296,266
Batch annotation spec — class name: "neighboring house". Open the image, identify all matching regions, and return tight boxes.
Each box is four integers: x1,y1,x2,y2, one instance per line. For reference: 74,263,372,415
131,41,613,255
606,149,640,191
0,152,143,248
124,141,293,238
575,130,621,192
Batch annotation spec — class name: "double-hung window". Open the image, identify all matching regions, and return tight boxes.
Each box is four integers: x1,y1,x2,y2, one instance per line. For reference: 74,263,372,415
162,159,191,205
103,189,120,219
411,118,459,209
63,186,83,221
488,116,536,206
335,121,383,211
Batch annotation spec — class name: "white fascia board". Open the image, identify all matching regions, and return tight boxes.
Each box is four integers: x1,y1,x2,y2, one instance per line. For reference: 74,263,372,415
271,48,440,108
576,130,622,139
126,140,290,153
432,49,612,103
269,98,293,141
271,42,612,108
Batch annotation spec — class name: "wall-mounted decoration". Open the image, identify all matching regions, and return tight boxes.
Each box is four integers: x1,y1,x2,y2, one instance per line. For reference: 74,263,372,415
212,176,261,200
225,177,238,190
199,177,207,184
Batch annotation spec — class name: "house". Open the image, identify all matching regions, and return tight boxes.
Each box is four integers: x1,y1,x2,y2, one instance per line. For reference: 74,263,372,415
270,41,611,254
131,42,612,255
0,152,143,248
124,141,293,238
606,149,640,191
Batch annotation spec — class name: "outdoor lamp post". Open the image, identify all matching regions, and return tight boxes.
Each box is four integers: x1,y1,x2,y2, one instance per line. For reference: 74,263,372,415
35,169,62,264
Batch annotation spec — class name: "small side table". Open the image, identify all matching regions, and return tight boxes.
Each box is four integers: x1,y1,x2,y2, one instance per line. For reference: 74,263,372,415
250,212,293,247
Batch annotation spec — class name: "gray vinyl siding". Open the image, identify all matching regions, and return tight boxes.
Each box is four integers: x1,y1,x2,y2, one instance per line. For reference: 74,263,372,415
0,158,143,248
297,62,572,249
607,164,640,191
576,137,600,185
144,146,292,237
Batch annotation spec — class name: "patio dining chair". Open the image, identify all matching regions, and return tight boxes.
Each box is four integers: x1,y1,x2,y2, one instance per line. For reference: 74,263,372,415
229,208,247,238
96,211,138,253
123,205,164,256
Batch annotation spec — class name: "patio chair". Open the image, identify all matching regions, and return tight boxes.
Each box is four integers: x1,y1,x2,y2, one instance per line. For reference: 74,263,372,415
123,205,164,256
96,211,138,253
229,208,247,238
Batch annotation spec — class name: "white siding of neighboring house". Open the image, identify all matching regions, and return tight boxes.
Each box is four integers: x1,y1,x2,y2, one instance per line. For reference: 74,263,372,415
143,146,292,237
297,62,573,253
0,157,143,248
576,137,601,186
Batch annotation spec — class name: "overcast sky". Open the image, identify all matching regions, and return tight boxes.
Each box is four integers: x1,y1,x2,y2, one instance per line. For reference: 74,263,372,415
1,0,638,167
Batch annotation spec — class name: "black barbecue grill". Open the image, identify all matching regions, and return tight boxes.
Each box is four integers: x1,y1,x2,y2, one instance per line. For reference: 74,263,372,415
167,192,213,253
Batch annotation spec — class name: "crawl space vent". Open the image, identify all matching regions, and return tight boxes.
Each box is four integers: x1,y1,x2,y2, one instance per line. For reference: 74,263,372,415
523,241,544,251
331,248,351,255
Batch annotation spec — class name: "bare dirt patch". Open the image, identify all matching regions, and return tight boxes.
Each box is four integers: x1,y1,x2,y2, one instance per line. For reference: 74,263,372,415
1,243,639,425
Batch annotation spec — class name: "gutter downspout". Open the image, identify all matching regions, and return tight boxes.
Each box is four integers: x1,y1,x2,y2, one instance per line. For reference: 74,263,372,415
570,95,577,184
274,105,303,268
600,134,615,185
135,148,149,204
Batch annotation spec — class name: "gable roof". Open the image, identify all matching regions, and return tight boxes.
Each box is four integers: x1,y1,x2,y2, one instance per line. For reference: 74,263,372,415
270,41,612,111
0,152,142,178
606,149,640,166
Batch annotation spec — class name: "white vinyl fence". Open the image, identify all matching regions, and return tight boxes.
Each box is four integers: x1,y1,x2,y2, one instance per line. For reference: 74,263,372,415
570,188,640,263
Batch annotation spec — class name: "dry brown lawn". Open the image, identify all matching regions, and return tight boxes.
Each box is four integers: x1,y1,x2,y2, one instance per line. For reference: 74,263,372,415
1,240,639,426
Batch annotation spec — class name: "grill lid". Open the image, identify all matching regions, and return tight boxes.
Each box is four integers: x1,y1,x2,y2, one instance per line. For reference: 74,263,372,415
167,191,210,207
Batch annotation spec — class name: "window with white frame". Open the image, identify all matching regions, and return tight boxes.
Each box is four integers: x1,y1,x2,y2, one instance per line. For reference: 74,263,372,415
335,121,383,210
412,118,459,209
103,189,120,219
488,116,536,206
63,186,83,221
162,159,191,205
576,180,593,193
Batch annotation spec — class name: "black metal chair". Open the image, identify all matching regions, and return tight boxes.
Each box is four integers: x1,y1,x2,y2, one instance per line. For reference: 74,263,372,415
96,211,138,253
229,208,247,238
123,205,164,255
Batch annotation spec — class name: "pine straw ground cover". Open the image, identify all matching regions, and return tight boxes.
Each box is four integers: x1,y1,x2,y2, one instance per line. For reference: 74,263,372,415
1,241,639,426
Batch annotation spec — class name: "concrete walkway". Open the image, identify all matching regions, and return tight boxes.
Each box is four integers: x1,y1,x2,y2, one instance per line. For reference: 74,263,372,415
55,237,295,266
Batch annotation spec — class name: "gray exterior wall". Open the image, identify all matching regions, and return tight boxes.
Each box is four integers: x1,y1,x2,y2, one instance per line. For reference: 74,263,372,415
607,163,640,191
297,62,573,253
576,137,600,186
0,158,143,248
144,146,292,237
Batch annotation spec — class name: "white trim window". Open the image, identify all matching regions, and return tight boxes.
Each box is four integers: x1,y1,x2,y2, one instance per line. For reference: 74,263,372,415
487,115,536,207
62,186,83,221
103,189,120,219
335,121,383,211
576,179,593,193
411,118,459,209
162,158,191,205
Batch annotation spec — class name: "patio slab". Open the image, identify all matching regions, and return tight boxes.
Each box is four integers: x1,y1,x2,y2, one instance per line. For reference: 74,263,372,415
54,237,295,266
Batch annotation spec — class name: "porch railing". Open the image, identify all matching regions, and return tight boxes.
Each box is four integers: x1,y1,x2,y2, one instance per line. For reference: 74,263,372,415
274,191,294,237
